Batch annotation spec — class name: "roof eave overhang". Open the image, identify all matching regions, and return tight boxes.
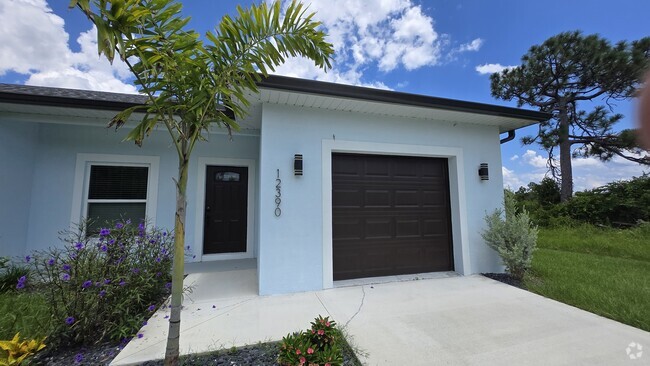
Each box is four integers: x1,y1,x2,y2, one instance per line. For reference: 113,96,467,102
257,74,551,126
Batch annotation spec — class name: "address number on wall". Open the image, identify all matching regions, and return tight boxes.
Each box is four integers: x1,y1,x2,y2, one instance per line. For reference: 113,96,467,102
275,169,282,217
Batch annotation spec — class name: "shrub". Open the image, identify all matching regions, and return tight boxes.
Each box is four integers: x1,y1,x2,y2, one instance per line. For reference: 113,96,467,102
21,220,173,346
0,258,29,294
563,175,650,226
0,332,46,366
482,192,539,280
278,316,344,366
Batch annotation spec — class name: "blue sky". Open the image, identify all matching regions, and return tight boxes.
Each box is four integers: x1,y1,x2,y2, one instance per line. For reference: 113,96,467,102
1,0,648,190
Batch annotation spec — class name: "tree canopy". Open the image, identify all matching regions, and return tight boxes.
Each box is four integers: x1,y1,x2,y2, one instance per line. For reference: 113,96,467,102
491,31,650,201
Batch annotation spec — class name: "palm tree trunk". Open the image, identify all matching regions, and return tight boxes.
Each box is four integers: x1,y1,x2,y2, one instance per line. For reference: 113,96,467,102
164,155,189,366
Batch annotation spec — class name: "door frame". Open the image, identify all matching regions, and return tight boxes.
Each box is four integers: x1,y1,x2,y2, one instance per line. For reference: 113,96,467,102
194,157,256,261
321,140,471,289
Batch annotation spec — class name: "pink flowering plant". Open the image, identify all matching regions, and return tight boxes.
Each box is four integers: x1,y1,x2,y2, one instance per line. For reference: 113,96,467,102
20,219,173,346
278,316,344,366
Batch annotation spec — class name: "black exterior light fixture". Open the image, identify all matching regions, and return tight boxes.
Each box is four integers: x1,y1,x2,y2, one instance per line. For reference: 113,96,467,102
478,163,489,181
294,154,303,176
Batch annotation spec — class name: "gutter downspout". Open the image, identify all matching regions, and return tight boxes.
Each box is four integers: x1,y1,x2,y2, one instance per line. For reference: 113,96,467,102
500,130,516,144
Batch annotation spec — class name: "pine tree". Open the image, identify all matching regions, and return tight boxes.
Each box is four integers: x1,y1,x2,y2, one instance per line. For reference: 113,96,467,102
491,31,650,201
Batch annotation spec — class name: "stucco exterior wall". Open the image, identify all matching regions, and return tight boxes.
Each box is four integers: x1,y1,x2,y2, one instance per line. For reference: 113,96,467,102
0,119,259,258
0,120,39,258
258,103,505,295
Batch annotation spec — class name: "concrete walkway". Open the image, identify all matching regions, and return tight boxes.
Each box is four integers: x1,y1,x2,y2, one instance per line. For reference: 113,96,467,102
111,273,650,365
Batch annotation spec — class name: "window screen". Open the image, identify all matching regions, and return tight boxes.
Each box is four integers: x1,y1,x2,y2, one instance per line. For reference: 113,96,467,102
86,165,148,233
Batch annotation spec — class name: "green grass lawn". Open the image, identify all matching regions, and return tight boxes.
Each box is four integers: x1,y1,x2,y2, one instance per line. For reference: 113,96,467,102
0,291,51,340
525,224,650,332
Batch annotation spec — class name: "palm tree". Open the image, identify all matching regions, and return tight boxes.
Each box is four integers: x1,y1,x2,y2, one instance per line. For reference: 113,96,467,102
70,1,333,364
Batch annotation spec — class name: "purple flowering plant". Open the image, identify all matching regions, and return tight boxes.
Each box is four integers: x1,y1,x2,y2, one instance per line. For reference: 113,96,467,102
21,218,173,346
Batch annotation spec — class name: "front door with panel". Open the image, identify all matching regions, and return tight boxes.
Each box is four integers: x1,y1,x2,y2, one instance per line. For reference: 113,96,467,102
203,166,248,254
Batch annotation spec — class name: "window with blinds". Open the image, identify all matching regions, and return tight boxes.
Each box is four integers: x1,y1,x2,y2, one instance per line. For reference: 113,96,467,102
86,165,149,233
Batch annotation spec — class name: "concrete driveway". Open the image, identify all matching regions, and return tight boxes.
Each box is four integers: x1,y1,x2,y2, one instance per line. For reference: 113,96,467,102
112,272,650,365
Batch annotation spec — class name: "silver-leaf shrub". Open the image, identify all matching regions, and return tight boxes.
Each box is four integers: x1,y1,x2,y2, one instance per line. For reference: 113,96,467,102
482,191,538,280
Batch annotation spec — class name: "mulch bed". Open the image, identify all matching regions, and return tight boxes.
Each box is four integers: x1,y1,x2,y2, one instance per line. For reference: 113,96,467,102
31,338,361,366
482,273,526,289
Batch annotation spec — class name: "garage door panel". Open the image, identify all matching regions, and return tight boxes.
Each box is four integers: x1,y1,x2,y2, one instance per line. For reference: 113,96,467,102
333,188,363,208
333,218,363,240
332,153,453,281
364,159,390,177
395,219,420,238
365,218,393,239
365,189,391,207
394,190,420,207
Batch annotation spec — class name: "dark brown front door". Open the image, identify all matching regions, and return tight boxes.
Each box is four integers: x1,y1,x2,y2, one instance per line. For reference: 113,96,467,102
203,166,248,254
332,153,453,280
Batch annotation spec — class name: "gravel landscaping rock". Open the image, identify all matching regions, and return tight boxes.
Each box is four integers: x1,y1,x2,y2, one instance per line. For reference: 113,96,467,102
482,272,525,289
30,340,126,366
30,339,362,366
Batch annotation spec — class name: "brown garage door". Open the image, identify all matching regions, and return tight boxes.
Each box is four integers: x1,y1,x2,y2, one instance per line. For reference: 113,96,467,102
332,153,453,280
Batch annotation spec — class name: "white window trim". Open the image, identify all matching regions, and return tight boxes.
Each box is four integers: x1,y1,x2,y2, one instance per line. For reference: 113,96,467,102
194,157,256,261
71,154,160,229
321,139,471,289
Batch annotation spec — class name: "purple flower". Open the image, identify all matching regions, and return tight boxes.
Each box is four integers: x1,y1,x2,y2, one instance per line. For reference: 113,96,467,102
155,272,161,277
147,304,156,312
16,276,26,289
132,268,140,274
24,255,31,263
108,239,116,245
137,333,144,339
100,244,108,252
149,239,156,244
74,242,84,250
164,315,169,319
62,273,71,281
99,290,106,298
138,223,145,230
119,280,126,286
142,321,148,326
155,257,161,263
82,280,92,289
163,231,168,237
74,353,84,363
126,219,132,225
165,282,172,289
47,258,55,266
104,279,111,285
115,222,124,229
99,228,110,236
62,264,71,272
65,316,75,325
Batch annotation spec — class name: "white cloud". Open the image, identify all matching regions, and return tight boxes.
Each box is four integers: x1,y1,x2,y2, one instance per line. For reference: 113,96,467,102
0,0,136,93
510,155,519,161
475,63,517,75
504,149,649,191
502,166,523,190
522,149,549,168
457,38,483,53
274,0,476,86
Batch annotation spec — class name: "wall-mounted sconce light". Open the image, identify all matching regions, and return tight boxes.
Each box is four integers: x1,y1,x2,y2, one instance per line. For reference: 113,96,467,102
294,154,303,176
478,163,489,181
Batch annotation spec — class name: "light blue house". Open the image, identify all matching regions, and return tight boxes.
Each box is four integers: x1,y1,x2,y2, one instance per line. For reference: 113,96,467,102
0,76,548,295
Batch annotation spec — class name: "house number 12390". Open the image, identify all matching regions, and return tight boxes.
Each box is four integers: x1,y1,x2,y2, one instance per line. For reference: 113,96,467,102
274,169,282,217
